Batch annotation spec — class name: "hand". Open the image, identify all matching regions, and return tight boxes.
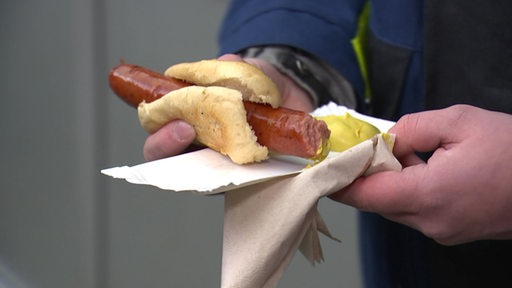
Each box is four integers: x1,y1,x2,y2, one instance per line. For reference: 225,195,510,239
143,54,313,161
217,54,314,112
330,105,512,245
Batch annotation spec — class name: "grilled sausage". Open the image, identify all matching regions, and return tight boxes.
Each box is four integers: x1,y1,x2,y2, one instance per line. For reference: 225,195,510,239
109,63,330,159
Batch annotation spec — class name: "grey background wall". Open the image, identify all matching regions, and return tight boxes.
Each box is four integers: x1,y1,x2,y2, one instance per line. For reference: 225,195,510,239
0,0,362,287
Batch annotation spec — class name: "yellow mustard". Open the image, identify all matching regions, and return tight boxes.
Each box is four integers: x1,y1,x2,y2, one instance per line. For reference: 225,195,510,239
315,113,380,152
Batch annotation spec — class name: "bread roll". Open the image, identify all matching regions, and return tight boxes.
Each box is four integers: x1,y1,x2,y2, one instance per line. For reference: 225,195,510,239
165,59,281,108
138,86,268,164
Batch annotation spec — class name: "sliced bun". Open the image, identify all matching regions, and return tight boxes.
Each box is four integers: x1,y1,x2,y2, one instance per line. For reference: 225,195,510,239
138,85,268,164
165,59,281,108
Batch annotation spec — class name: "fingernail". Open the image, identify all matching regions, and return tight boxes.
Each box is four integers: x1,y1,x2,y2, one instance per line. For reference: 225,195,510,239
173,121,195,143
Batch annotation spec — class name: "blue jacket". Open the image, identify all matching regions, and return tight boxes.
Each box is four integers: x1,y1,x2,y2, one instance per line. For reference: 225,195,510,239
219,0,425,119
219,1,512,287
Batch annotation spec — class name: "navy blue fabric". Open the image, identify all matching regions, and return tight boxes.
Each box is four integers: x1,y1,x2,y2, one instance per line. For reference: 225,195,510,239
398,49,424,116
370,0,423,50
369,0,425,116
218,0,367,99
359,213,430,288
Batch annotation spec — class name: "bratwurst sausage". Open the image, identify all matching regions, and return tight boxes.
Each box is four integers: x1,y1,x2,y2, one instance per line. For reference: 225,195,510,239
109,63,192,108
109,63,330,159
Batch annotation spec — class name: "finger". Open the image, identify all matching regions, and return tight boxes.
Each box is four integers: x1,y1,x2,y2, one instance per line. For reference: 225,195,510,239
398,152,425,167
143,120,196,161
217,54,243,61
390,108,460,161
330,165,426,214
330,166,433,238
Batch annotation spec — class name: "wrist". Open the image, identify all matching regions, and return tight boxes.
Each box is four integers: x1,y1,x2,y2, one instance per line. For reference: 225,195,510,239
237,46,357,109
243,57,314,111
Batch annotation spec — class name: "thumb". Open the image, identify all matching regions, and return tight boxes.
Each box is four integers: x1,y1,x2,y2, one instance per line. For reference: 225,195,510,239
143,120,196,161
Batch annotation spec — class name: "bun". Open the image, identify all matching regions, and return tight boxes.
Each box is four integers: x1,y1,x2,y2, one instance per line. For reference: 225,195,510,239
165,59,282,108
138,85,268,164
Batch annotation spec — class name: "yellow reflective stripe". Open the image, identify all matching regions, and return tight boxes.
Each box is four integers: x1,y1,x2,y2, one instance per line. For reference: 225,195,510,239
351,2,371,100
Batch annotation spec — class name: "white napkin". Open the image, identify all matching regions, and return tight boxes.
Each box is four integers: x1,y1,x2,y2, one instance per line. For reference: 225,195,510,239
101,148,309,194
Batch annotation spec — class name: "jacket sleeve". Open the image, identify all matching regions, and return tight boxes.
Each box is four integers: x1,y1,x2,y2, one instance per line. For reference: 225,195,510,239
218,0,367,97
